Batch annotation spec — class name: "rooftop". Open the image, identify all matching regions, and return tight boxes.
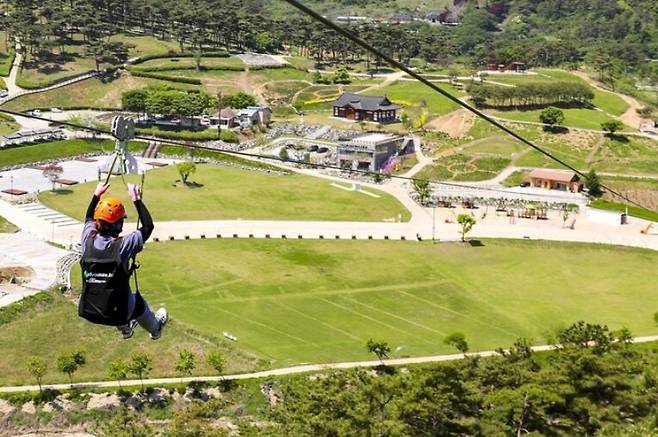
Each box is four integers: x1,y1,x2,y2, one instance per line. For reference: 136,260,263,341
332,93,401,112
350,133,400,144
528,169,579,183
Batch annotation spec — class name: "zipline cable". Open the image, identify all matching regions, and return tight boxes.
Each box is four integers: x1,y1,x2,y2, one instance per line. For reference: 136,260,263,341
277,0,654,212
0,107,651,209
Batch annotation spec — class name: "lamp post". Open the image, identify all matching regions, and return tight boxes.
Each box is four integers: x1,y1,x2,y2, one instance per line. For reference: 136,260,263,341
217,91,223,139
432,203,436,243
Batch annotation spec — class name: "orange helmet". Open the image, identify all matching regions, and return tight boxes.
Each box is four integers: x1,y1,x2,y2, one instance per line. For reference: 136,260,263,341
93,197,126,224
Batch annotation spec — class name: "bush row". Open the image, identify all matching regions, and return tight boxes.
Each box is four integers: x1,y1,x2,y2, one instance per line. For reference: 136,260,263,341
0,51,15,76
132,50,230,64
127,69,201,85
135,127,241,142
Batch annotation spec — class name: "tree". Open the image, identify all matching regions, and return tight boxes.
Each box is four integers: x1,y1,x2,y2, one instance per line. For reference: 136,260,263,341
221,92,257,109
42,164,63,191
456,214,476,242
366,339,391,362
177,161,197,185
128,352,152,391
108,359,128,389
122,89,149,118
444,332,469,355
600,120,624,136
175,349,196,378
56,352,81,384
26,356,47,393
584,169,603,197
206,351,225,375
539,107,565,127
333,66,351,84
412,179,431,205
278,147,289,161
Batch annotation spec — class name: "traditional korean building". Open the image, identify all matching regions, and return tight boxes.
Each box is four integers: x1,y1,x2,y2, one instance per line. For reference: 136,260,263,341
331,93,401,123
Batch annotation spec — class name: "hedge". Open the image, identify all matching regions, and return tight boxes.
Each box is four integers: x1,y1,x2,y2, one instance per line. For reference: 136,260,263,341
0,51,15,77
136,127,223,141
128,68,201,85
131,64,246,73
132,50,230,65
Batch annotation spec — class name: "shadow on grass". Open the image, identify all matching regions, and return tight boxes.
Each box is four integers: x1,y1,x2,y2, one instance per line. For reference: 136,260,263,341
543,126,570,134
468,240,485,247
52,189,74,195
605,133,629,143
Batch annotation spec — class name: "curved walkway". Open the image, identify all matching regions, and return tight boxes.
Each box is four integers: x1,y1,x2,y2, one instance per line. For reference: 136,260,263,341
3,334,658,393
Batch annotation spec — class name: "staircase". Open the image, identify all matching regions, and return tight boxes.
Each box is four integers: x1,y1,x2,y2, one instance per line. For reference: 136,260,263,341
142,141,161,158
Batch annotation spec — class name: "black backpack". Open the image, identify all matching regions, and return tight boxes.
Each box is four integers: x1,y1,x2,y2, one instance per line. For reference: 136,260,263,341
78,235,133,326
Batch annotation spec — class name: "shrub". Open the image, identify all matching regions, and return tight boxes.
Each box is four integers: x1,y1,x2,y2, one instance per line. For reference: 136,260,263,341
132,51,229,64
219,129,239,143
128,69,201,85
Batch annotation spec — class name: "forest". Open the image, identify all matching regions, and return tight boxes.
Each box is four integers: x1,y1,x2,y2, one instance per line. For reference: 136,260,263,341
1,0,656,85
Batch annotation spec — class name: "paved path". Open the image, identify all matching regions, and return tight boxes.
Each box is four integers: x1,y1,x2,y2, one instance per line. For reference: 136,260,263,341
3,334,658,393
0,230,69,306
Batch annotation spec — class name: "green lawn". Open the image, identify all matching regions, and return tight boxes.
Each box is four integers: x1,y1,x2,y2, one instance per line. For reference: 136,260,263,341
135,56,245,71
0,31,14,76
0,139,116,168
0,293,259,386
463,136,525,155
363,80,464,116
0,115,20,136
39,164,411,222
592,136,658,176
17,42,98,89
486,70,629,128
491,107,629,131
0,215,17,233
502,170,530,187
590,199,658,223
417,153,510,182
3,74,198,111
63,238,658,368
108,33,180,58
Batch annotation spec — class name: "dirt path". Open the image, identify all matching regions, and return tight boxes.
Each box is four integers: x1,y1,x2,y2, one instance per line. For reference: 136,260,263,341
426,108,475,138
359,71,407,94
239,70,265,104
585,134,605,165
571,71,646,130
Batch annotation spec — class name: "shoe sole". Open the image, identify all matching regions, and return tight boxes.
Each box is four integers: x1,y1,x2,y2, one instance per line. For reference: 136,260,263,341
121,321,138,340
150,313,169,340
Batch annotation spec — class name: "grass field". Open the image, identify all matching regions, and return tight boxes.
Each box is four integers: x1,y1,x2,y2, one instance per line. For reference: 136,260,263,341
363,80,464,116
135,56,245,71
502,170,530,187
108,33,180,58
54,238,658,369
0,293,259,386
2,74,199,112
0,139,117,168
39,164,411,222
486,70,630,128
592,136,658,176
17,42,98,89
0,214,17,233
590,199,658,223
491,107,629,131
0,116,20,136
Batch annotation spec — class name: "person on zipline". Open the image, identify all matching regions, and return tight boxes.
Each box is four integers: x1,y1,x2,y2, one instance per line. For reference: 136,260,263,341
78,182,168,340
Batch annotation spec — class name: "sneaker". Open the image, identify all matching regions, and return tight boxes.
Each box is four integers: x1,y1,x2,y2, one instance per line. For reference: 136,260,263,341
150,308,169,340
120,319,138,340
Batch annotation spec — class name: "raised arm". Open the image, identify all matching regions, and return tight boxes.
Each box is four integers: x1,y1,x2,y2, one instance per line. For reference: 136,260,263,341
128,184,154,241
86,183,110,221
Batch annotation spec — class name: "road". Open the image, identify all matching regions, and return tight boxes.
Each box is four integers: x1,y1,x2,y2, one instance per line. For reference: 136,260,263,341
3,334,658,393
